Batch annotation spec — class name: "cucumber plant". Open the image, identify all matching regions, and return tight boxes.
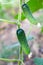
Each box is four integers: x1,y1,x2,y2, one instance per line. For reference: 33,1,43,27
0,0,43,65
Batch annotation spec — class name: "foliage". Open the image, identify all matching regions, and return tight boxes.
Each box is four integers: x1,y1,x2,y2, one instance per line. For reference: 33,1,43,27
0,0,43,65
33,57,43,65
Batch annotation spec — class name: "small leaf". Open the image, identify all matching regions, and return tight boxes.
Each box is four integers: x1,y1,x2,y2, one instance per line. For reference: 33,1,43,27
33,57,43,65
14,12,25,21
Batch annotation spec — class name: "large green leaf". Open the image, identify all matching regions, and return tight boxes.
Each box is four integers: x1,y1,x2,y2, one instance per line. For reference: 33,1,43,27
27,0,43,12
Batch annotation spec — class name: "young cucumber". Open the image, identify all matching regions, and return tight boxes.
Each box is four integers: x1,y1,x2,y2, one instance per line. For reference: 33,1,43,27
22,4,37,25
16,28,30,55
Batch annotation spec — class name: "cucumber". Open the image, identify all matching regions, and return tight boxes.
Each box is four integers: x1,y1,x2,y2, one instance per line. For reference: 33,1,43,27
16,28,30,55
22,4,37,25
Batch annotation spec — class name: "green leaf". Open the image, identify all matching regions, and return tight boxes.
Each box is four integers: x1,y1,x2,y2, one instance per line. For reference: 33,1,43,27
14,12,25,21
27,0,43,12
33,57,43,65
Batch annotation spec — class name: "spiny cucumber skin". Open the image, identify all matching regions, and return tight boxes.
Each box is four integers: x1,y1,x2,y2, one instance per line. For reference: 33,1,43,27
16,29,30,55
22,4,37,25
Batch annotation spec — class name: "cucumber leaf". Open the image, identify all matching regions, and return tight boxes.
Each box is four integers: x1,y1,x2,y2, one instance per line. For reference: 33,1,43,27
33,57,43,65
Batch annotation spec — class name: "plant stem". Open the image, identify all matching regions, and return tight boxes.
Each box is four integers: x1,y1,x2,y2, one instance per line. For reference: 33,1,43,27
0,58,22,62
0,19,20,27
19,47,23,65
18,1,25,64
17,0,22,29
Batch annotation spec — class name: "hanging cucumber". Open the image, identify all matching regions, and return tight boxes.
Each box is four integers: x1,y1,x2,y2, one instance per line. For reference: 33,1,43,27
16,28,30,55
22,4,37,25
